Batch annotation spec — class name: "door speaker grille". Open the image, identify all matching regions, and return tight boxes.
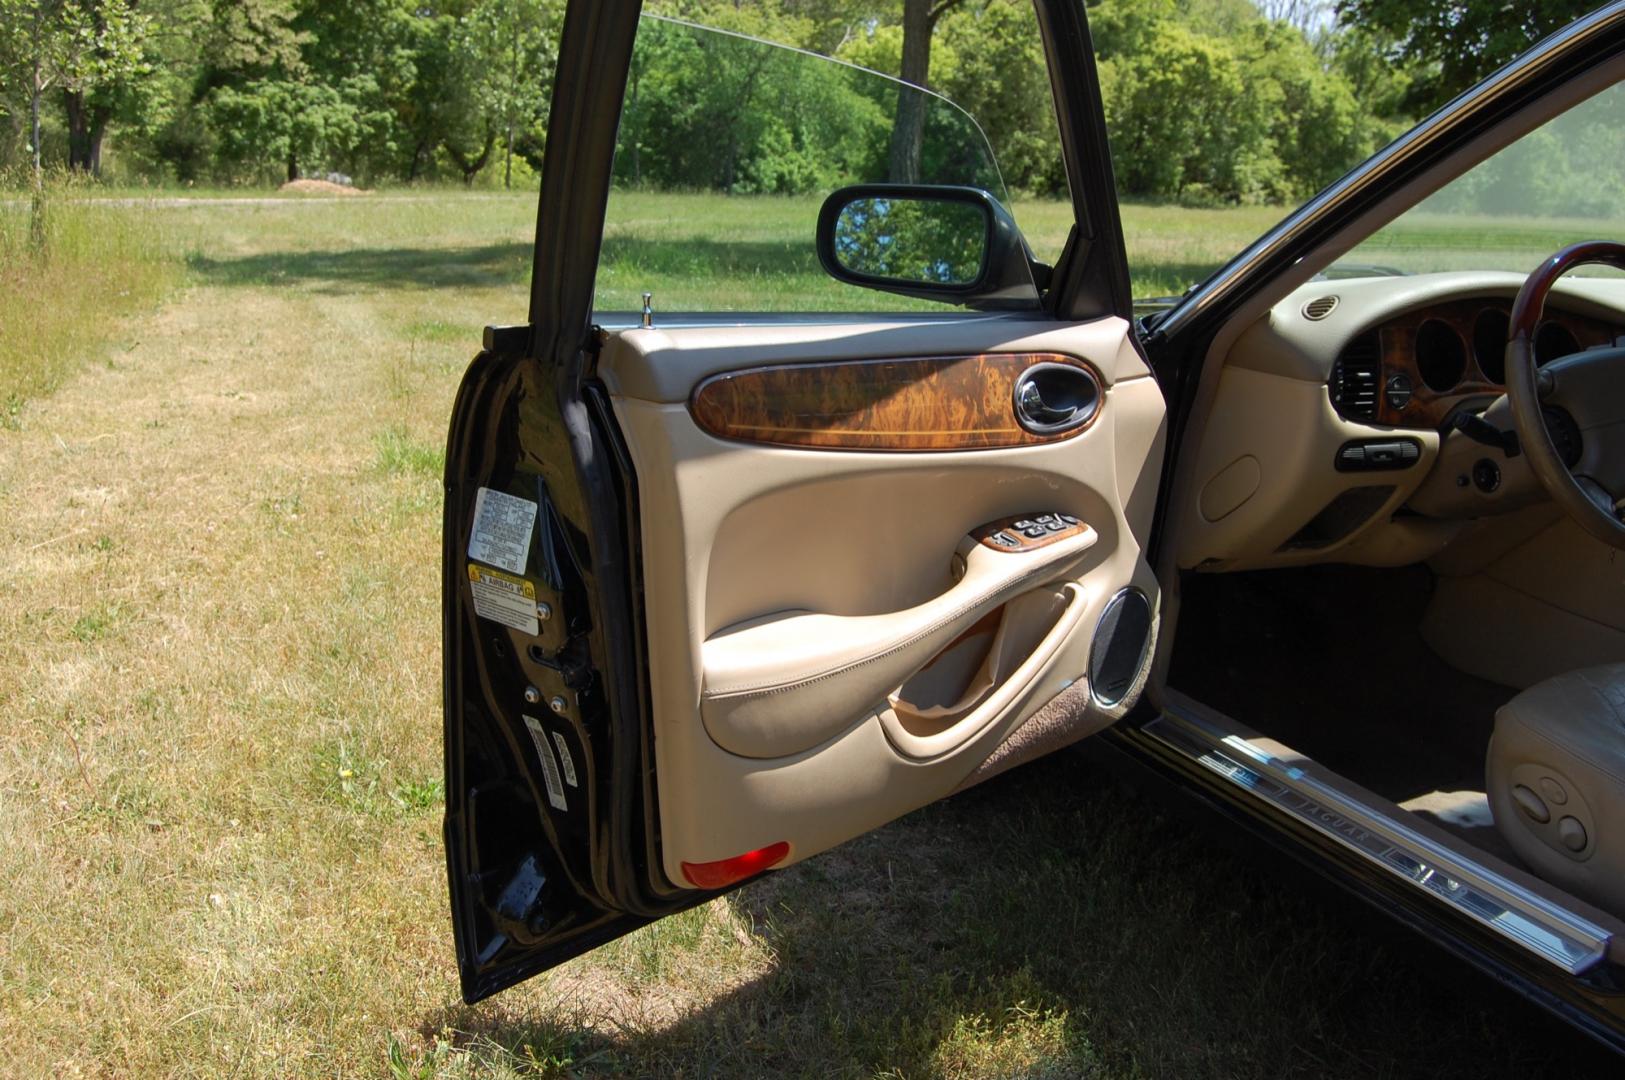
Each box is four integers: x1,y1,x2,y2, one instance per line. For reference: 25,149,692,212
1089,589,1152,708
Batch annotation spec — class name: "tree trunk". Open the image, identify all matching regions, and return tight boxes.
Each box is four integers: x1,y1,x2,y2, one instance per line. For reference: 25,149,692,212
443,127,496,187
65,89,90,171
626,64,642,186
29,54,45,251
504,31,519,191
87,107,109,176
887,0,939,184
62,91,109,174
286,150,299,183
503,115,513,190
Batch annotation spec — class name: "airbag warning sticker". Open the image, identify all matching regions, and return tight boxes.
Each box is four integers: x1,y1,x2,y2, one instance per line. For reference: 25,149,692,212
468,487,538,575
468,565,540,635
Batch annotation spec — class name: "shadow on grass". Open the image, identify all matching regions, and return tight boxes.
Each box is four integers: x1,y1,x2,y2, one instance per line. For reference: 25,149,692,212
186,237,823,295
599,235,819,277
187,233,1224,308
186,243,533,292
418,753,1616,1079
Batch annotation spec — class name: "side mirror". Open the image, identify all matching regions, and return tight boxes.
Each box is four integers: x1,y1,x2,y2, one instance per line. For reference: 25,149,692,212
816,184,1043,310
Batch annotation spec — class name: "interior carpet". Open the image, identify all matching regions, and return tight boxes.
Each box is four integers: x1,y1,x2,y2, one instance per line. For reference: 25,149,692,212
1168,564,1523,863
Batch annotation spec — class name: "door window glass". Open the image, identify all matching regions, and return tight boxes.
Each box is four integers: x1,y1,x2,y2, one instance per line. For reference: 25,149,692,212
595,5,1066,315
1339,82,1625,278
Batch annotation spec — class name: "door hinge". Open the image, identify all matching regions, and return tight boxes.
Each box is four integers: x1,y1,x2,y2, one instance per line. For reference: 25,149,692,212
483,324,532,354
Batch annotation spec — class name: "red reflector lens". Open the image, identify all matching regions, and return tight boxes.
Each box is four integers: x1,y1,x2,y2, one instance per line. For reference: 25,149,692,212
680,841,790,889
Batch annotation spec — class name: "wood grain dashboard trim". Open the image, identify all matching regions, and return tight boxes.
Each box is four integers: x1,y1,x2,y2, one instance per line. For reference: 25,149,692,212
1372,299,1616,429
687,353,1103,451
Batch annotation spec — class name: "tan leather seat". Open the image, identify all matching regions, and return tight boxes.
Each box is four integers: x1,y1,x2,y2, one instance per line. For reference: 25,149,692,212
1488,663,1625,915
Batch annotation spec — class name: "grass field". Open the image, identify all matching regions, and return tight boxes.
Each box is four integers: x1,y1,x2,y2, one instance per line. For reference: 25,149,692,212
1,188,1620,1078
0,185,177,423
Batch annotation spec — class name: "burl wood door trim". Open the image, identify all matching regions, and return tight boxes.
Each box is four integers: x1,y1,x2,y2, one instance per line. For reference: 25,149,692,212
687,353,1103,452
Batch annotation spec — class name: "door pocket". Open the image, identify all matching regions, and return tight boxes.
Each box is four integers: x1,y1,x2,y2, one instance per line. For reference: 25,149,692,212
882,583,1085,760
699,526,1097,760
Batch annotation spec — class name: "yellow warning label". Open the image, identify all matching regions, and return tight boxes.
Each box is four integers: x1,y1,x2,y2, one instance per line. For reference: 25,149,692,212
468,563,535,597
468,564,539,634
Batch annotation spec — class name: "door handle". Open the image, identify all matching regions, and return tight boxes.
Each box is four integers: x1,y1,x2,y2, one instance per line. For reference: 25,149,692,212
1012,362,1101,435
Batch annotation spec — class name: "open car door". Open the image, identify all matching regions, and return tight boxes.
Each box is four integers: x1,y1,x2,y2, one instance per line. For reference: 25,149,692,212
443,0,1168,1002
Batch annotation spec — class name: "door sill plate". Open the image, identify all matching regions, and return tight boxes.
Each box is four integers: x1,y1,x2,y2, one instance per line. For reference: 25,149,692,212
1143,707,1611,975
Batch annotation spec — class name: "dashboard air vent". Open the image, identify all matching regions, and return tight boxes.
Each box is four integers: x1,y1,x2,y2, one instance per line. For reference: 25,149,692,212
1329,331,1381,423
1302,295,1340,321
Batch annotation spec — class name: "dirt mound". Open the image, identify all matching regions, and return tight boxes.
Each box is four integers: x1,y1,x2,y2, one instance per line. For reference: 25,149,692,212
278,178,368,196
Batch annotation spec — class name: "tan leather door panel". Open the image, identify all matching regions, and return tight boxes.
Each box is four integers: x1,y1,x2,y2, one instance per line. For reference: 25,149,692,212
701,524,1098,758
599,316,1166,887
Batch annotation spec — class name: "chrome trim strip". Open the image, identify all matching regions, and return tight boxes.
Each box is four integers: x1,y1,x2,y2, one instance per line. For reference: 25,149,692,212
1144,709,1612,975
1152,3,1625,340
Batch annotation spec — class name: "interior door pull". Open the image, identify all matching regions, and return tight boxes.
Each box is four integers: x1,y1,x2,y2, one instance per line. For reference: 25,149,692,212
1012,362,1101,435
700,523,1098,758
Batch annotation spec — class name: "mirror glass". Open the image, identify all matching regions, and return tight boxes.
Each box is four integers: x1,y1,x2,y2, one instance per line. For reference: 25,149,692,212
830,195,988,287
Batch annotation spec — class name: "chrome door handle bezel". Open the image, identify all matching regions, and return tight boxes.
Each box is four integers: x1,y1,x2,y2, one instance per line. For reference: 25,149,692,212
1012,361,1101,436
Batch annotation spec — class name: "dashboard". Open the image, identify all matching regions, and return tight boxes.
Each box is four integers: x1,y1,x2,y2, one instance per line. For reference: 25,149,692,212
1178,271,1625,572
1329,296,1621,430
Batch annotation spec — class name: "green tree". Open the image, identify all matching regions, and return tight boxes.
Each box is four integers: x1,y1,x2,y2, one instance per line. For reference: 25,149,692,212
197,0,407,183
1335,0,1596,113
1089,0,1381,202
193,0,305,180
1248,19,1383,197
391,8,457,182
934,0,1062,194
886,0,971,183
293,0,414,179
617,10,891,194
0,0,146,240
1323,22,1412,124
58,0,153,173
446,0,560,188
1099,22,1275,200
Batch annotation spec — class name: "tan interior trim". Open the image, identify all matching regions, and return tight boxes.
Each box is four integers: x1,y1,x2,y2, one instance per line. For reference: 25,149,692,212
1176,365,1444,569
1424,515,1625,689
602,316,1168,883
879,583,1089,761
701,527,1098,759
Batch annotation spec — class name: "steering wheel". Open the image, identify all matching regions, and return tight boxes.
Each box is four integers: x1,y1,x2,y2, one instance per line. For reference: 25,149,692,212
1508,241,1625,550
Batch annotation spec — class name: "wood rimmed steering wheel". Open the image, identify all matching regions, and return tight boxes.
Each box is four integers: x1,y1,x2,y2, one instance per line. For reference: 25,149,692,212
1508,241,1625,550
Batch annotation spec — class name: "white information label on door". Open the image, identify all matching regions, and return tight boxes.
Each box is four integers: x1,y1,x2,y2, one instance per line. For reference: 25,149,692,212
467,487,538,575
551,731,578,787
523,714,568,811
467,565,540,636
